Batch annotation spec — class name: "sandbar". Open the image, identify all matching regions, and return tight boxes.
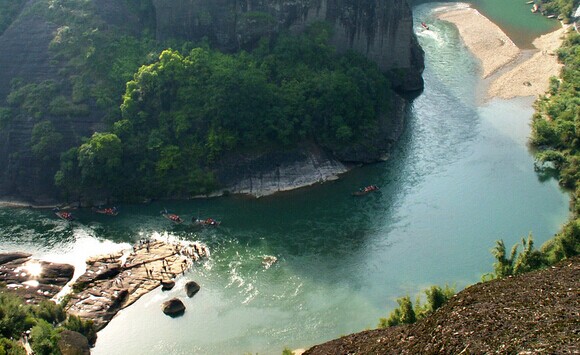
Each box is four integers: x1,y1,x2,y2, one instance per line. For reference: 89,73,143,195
437,4,568,100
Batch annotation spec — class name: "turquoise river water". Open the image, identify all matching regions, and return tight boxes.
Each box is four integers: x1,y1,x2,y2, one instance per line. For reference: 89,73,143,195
0,2,569,354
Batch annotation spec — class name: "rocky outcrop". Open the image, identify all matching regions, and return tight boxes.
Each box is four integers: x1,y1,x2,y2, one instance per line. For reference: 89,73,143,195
210,93,407,197
0,252,74,304
162,298,186,316
333,94,407,163
152,0,424,91
0,14,56,102
66,239,209,330
0,7,61,202
0,0,133,204
161,279,176,290
213,143,349,197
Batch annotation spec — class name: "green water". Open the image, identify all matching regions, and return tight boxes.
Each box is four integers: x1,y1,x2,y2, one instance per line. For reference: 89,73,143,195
0,3,570,354
470,0,560,47
413,0,560,47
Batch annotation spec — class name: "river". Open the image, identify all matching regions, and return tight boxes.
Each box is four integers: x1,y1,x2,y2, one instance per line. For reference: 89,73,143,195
0,2,569,354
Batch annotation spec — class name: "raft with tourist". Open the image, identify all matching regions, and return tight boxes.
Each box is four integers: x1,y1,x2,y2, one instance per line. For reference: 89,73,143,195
54,208,74,221
161,209,183,224
93,206,119,216
192,217,220,227
352,185,380,196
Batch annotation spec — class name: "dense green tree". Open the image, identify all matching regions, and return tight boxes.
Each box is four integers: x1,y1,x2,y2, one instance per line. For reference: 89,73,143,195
29,319,59,355
55,147,82,201
540,0,579,21
378,296,416,328
0,293,34,339
33,301,66,325
77,132,122,193
61,315,96,346
57,23,393,200
6,81,59,119
0,291,97,353
0,338,26,355
30,121,63,162
378,284,456,328
490,239,518,278
513,235,546,274
488,235,547,279
415,285,456,320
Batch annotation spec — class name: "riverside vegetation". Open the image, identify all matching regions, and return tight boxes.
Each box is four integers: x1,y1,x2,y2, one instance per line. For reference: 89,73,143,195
379,0,579,330
0,291,96,355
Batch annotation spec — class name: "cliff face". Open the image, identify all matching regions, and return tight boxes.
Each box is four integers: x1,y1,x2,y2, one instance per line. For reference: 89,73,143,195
212,93,406,197
152,0,424,91
214,143,349,197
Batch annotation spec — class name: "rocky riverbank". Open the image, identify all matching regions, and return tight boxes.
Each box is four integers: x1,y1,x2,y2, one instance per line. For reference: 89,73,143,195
66,239,209,330
1,238,209,331
0,252,74,304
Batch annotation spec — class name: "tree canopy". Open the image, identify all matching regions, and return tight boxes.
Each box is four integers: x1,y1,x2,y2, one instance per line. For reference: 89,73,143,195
57,24,394,201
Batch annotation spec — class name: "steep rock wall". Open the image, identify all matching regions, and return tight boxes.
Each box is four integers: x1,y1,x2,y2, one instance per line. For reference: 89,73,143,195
152,0,424,91
214,144,348,197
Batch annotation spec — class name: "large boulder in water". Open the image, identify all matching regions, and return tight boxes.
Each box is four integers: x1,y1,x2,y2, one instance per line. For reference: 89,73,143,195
185,281,200,297
162,298,185,316
161,279,175,290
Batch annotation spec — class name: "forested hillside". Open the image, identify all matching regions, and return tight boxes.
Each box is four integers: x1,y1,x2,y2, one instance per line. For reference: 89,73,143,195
0,0,424,204
55,26,395,200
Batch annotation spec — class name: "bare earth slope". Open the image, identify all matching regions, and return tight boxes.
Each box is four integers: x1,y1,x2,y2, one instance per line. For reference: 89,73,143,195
304,256,579,354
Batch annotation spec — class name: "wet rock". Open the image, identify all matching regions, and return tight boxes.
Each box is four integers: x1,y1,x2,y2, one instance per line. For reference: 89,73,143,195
185,281,200,298
66,240,207,330
0,252,31,265
109,289,129,311
38,262,75,284
162,298,185,316
0,253,74,304
262,255,277,269
161,279,175,291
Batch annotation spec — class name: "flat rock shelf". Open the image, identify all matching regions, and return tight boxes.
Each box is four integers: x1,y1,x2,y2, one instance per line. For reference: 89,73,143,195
65,239,209,330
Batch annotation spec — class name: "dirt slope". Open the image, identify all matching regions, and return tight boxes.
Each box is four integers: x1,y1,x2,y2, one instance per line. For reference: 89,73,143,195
305,256,579,354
